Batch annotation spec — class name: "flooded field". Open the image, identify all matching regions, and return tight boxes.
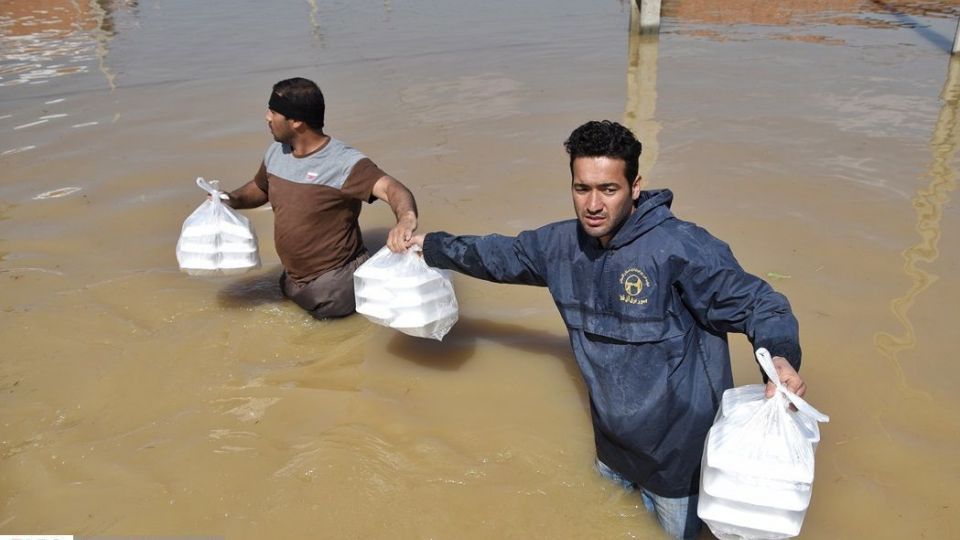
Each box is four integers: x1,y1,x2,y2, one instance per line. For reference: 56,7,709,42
1,1,958,538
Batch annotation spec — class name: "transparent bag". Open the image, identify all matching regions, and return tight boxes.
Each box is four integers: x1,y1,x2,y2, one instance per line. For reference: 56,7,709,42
176,177,260,276
353,246,458,340
698,348,829,539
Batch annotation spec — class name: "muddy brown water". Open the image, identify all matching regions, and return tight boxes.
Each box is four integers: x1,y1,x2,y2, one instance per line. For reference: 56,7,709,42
1,1,958,538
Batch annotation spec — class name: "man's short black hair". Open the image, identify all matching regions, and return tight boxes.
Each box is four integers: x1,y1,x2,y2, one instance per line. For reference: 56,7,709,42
272,77,325,131
564,120,642,185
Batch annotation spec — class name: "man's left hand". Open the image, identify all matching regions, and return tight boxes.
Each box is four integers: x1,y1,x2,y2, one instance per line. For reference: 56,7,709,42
764,356,806,398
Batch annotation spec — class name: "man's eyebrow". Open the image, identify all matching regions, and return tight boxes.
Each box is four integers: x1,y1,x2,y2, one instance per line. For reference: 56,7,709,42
573,181,621,186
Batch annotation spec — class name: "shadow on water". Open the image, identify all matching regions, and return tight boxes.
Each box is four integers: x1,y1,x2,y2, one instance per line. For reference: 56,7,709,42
214,227,390,308
216,265,285,308
386,327,477,371
874,56,959,390
387,315,588,404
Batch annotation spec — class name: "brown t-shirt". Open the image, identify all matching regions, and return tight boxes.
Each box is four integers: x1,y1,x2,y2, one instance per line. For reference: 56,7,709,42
254,138,385,284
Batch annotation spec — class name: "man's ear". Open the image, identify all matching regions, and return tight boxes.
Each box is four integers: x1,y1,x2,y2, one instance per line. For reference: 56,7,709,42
632,175,643,199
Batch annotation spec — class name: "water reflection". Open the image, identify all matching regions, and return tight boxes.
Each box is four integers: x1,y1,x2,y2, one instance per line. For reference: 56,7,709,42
623,31,661,179
663,0,960,25
868,0,956,50
87,0,119,89
874,56,959,379
303,0,325,46
0,0,137,89
0,200,8,262
663,0,960,43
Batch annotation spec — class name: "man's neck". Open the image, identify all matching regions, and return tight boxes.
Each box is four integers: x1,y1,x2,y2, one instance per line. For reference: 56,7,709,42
289,131,329,158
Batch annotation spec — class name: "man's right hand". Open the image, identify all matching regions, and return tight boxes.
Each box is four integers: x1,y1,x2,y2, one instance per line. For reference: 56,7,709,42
386,213,418,253
206,191,232,206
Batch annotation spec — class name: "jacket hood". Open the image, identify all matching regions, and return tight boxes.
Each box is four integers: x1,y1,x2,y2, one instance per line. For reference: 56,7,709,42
604,188,675,249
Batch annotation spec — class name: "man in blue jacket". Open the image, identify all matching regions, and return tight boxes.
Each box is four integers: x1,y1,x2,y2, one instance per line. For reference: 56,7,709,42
410,120,806,539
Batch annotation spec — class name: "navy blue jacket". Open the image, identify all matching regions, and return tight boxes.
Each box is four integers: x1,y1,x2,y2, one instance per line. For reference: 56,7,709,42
422,189,801,497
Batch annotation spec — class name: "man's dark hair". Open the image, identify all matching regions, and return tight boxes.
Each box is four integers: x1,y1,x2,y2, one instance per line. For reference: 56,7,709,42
563,120,642,185
272,77,325,131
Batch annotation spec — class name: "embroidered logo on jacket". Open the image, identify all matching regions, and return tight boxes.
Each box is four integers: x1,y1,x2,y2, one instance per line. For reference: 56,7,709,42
619,267,651,305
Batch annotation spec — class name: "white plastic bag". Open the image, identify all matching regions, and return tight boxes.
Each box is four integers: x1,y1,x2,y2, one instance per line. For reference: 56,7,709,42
176,177,260,276
717,384,821,451
353,246,458,340
698,348,829,539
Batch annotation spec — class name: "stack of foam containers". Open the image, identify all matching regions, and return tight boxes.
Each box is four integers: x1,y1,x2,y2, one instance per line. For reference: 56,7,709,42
176,177,260,276
698,348,829,540
176,218,260,275
698,385,821,539
353,247,458,340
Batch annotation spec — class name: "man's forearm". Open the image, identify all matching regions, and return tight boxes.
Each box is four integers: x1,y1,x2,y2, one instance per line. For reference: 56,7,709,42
373,175,419,251
385,179,418,224
227,181,268,209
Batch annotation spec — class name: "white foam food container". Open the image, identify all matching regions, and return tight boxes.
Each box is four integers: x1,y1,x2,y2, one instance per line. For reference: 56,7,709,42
177,177,261,275
352,246,459,340
701,433,813,511
698,490,803,539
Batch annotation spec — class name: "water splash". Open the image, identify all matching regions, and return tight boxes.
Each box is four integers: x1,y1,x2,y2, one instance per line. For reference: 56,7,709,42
33,187,82,199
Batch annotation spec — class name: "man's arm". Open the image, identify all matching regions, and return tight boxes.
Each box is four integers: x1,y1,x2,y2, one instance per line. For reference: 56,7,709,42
225,161,269,209
226,180,268,209
411,231,548,287
674,233,805,396
371,175,418,252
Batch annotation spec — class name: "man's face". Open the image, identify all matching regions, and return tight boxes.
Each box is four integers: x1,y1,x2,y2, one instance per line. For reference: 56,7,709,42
266,108,295,143
571,156,641,247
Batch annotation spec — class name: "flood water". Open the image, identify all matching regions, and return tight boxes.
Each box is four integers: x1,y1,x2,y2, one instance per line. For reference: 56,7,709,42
1,1,958,538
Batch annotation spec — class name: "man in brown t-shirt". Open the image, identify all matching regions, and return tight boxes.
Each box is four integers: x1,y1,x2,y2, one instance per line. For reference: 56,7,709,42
224,77,418,319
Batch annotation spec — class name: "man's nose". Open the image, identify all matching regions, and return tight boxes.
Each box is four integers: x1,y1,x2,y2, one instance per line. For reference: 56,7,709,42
586,192,603,213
